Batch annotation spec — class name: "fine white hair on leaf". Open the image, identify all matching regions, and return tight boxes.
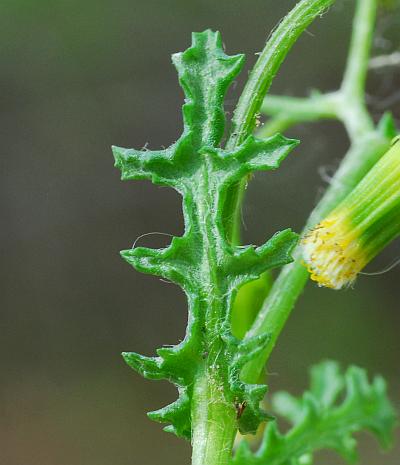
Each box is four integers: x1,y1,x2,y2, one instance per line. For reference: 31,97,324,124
132,231,174,249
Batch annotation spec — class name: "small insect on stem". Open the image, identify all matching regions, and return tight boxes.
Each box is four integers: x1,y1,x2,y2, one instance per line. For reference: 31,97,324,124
234,400,247,419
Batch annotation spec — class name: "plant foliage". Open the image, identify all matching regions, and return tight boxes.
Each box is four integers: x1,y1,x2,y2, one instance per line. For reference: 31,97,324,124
113,30,298,439
233,361,397,465
112,1,398,461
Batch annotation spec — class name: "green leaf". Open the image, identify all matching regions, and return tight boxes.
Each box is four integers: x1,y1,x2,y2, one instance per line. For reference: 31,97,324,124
112,135,193,187
114,30,298,441
232,361,397,465
203,134,299,183
172,30,245,148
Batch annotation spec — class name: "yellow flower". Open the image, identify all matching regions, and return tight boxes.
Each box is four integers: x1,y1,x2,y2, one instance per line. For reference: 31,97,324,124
302,136,400,290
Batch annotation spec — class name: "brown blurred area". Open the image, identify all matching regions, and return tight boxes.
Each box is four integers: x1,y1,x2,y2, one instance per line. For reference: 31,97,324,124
1,1,399,464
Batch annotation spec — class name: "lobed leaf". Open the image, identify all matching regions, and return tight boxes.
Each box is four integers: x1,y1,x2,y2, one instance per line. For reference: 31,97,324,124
172,29,245,148
232,360,397,465
114,30,298,440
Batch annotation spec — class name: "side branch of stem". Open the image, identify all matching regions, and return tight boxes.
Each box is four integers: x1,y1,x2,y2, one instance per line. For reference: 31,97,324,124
244,0,382,383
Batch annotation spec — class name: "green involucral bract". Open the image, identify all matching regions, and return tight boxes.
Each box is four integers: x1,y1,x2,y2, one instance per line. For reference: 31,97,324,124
233,361,397,465
112,30,298,439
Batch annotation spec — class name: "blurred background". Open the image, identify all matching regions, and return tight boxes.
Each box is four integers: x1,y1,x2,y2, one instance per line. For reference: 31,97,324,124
1,0,399,464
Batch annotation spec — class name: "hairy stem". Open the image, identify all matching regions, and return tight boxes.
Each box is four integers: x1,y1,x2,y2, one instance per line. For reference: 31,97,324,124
227,0,336,148
259,92,340,137
190,4,338,461
243,0,382,383
341,0,377,102
190,161,237,465
224,0,336,244
339,0,376,140
191,365,237,465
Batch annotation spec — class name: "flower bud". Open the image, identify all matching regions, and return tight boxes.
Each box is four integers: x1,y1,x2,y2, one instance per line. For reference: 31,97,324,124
302,136,400,289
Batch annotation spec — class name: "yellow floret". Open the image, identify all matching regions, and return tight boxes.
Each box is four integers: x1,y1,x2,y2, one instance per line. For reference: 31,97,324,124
301,213,367,290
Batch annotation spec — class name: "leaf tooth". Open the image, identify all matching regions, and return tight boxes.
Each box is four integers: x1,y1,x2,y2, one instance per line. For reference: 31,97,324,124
309,359,343,408
112,145,165,182
332,434,358,464
345,366,370,401
233,134,298,173
120,245,189,286
253,229,298,266
188,29,245,78
172,29,245,147
235,333,271,369
201,134,298,185
297,393,320,428
122,352,163,380
112,135,192,186
148,389,192,440
123,348,193,439
376,379,396,433
260,422,283,456
228,229,298,283
369,375,397,449
156,345,197,385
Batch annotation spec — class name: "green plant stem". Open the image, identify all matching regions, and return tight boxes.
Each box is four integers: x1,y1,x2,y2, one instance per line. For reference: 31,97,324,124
226,0,336,148
191,165,238,465
242,0,383,384
341,0,377,103
224,0,336,244
241,134,391,382
338,0,376,140
190,3,338,462
259,92,340,137
261,92,339,122
192,365,237,465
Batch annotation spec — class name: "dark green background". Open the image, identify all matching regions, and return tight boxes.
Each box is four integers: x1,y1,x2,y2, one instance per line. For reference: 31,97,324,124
1,1,399,464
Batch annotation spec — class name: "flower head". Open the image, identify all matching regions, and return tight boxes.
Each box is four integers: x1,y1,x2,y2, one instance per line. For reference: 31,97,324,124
302,136,400,289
